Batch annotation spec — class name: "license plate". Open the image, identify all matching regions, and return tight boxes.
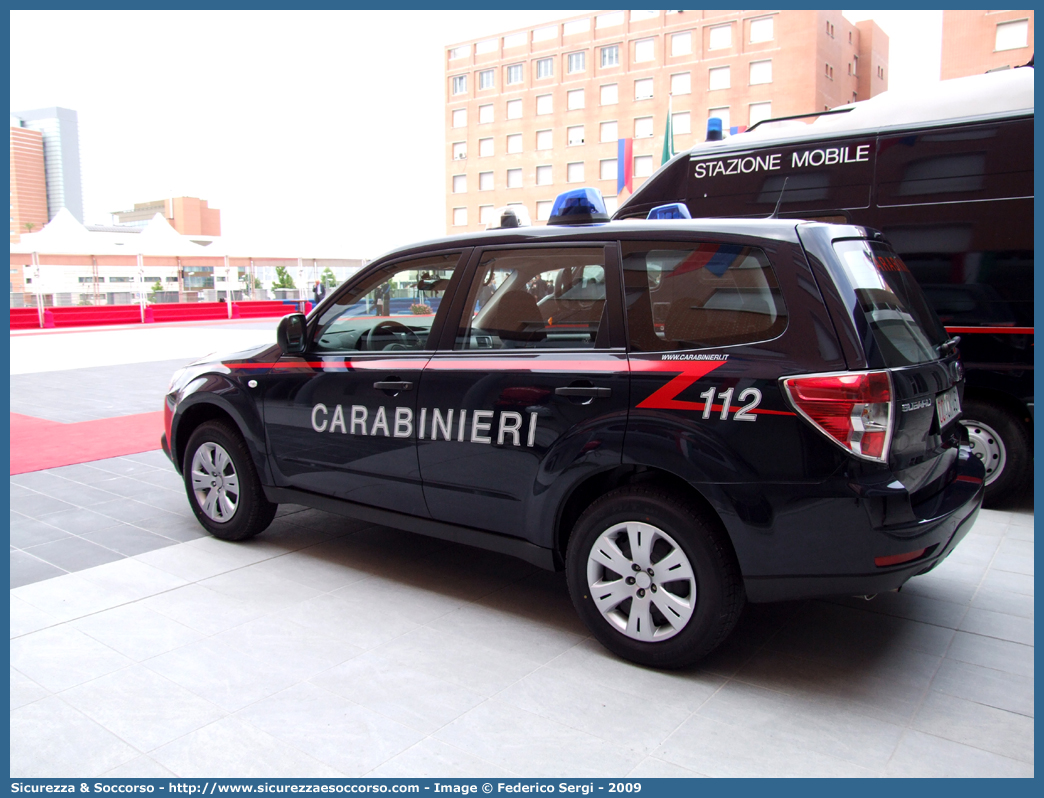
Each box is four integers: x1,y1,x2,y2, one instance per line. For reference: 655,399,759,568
936,386,961,428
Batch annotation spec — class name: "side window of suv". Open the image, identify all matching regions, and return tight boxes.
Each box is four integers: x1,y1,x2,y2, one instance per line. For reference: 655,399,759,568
621,241,787,351
312,252,460,352
455,247,608,350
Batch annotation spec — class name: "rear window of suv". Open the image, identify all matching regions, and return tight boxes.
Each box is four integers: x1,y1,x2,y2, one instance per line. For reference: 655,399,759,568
832,239,948,367
622,241,787,351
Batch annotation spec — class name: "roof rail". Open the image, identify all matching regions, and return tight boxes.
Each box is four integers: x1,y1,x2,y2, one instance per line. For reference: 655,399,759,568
745,106,854,133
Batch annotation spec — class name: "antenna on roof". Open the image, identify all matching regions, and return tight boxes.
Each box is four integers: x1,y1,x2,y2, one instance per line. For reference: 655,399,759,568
768,177,789,219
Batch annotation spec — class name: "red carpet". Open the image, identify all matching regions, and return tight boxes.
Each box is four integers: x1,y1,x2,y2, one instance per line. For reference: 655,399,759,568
11,411,165,475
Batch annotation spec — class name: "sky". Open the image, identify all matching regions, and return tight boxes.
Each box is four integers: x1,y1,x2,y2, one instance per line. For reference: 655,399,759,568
10,9,944,261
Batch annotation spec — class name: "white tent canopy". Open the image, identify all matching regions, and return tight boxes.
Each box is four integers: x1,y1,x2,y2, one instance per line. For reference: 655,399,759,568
12,210,215,258
13,208,102,254
12,209,364,261
136,213,225,257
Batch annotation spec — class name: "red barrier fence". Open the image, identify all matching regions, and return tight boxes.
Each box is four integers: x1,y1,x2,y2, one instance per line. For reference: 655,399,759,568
148,302,229,323
10,300,312,331
11,308,42,330
50,305,143,328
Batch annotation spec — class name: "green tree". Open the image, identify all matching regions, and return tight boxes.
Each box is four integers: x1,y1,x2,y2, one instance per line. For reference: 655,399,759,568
23,222,35,233
150,280,163,294
252,275,264,289
321,267,337,288
272,265,296,289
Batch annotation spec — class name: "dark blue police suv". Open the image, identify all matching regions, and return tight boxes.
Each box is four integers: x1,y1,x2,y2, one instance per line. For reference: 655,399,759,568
162,189,984,668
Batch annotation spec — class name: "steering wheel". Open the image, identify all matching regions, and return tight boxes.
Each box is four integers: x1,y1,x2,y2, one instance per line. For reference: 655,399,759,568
365,319,421,351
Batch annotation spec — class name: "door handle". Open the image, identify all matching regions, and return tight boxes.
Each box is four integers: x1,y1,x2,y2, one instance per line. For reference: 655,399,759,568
374,381,413,391
555,386,611,398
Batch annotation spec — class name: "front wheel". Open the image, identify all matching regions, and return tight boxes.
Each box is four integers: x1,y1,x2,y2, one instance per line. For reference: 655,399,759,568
566,486,744,669
183,420,277,541
960,399,1031,508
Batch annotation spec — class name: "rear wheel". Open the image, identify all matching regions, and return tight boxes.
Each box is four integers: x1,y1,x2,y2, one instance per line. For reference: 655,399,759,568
566,486,744,669
960,399,1031,508
183,420,277,540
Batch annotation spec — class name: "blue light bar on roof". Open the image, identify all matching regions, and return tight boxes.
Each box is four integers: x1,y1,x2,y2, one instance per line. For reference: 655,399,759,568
706,117,723,141
647,203,691,220
547,188,610,226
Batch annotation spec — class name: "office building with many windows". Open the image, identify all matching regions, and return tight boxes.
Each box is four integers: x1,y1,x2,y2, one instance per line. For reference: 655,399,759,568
10,107,84,226
10,121,49,247
941,10,1034,80
445,10,887,232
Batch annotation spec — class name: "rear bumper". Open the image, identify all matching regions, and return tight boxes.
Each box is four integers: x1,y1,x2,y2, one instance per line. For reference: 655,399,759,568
743,452,985,603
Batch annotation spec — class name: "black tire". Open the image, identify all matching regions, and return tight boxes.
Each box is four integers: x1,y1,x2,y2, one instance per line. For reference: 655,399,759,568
182,420,277,541
960,399,1032,508
565,485,744,669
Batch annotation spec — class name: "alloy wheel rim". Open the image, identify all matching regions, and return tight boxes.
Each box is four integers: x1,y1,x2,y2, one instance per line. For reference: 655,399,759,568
190,442,240,523
586,521,696,642
961,419,1006,486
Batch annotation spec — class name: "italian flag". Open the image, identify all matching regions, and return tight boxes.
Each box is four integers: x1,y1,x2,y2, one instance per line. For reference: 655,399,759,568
661,94,675,166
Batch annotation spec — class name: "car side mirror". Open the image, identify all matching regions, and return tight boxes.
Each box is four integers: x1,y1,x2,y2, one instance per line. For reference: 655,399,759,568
277,313,307,354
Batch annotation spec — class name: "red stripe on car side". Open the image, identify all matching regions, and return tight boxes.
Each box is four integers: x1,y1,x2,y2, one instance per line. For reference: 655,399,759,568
633,360,728,410
425,358,627,372
682,403,796,417
945,326,1034,335
225,356,794,416
225,359,430,371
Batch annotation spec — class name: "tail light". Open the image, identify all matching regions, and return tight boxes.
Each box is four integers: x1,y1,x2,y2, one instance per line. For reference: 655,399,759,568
782,371,893,463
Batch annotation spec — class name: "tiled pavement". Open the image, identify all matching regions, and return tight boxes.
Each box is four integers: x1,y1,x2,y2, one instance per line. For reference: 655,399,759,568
10,451,204,587
10,360,189,423
9,452,1035,777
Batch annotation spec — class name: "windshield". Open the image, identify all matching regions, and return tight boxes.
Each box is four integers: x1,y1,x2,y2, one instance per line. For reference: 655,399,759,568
833,239,949,367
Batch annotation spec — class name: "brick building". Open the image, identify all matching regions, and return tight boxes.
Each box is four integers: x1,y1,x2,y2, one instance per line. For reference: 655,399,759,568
111,196,222,237
444,10,887,233
941,10,1034,80
10,123,49,254
10,107,84,225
